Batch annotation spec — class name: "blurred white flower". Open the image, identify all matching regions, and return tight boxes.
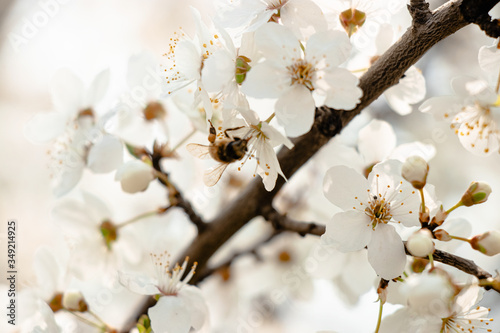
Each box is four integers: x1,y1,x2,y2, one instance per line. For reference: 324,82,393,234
24,68,123,196
119,252,208,333
115,160,155,194
215,0,327,40
110,51,169,147
420,76,500,155
322,160,420,279
242,23,361,137
52,191,142,280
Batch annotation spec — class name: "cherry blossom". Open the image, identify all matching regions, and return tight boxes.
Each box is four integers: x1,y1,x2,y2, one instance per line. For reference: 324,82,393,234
162,7,226,120
419,76,500,155
242,23,362,137
227,108,293,190
322,160,420,279
24,68,123,196
51,191,142,280
119,252,208,333
110,51,169,147
215,0,327,40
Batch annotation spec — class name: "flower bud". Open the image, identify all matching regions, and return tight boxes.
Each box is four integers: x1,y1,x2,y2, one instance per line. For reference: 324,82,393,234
62,290,88,312
460,182,491,207
434,229,452,242
470,230,500,256
402,156,429,189
115,160,155,193
403,271,455,317
406,229,435,257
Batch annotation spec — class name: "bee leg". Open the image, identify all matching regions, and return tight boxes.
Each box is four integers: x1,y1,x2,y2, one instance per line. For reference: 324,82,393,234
223,126,245,138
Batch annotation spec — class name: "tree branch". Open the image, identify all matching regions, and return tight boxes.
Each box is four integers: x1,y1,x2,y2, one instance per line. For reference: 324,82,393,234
262,207,326,237
408,0,432,26
123,0,500,329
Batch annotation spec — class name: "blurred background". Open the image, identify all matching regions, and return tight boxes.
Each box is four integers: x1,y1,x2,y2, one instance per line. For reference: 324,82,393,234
0,0,500,332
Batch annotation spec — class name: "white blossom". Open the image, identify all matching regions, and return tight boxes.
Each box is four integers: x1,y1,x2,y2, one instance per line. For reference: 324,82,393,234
242,23,361,137
420,76,500,155
322,160,420,279
119,252,208,333
24,68,123,196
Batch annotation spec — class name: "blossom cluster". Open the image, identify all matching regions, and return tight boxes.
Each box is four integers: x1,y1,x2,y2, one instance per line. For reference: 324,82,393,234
19,0,500,332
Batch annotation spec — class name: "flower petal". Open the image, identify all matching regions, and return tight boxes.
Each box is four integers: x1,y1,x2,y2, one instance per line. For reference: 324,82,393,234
241,62,289,98
275,84,315,137
323,210,372,252
87,135,123,173
306,30,351,67
367,224,406,279
323,165,370,211
149,296,191,333
419,95,462,119
85,68,110,107
50,68,84,114
178,286,208,330
24,112,68,143
358,119,396,165
323,68,362,110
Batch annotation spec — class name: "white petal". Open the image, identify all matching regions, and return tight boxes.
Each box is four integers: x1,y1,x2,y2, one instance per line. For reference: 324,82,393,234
254,23,301,64
85,68,110,107
260,121,293,149
23,112,68,143
281,0,328,39
149,296,191,333
323,165,370,211
306,30,351,67
33,247,59,297
323,68,362,110
50,68,84,114
178,286,208,330
419,95,463,119
115,160,155,193
479,43,500,75
127,52,158,88
389,141,436,162
176,41,202,81
275,84,315,137
358,119,396,164
201,49,235,92
53,160,85,197
87,135,123,173
323,210,372,252
384,66,426,115
118,271,161,296
452,76,497,104
368,224,406,279
241,62,289,98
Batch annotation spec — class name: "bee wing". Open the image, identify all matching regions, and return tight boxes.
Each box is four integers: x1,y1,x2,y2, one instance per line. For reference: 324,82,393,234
203,163,229,186
186,143,211,159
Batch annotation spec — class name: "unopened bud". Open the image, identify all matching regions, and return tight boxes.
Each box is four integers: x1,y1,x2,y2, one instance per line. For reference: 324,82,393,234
115,160,155,193
402,156,429,190
411,258,428,273
62,290,88,312
407,229,435,257
434,229,452,241
460,182,491,207
470,230,500,256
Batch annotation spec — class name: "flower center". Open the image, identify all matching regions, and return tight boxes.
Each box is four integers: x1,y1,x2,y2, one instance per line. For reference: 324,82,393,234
287,59,315,91
339,8,366,37
365,196,392,229
100,220,118,250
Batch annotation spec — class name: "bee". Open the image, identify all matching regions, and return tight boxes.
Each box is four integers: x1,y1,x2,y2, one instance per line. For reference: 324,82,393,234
187,120,251,186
